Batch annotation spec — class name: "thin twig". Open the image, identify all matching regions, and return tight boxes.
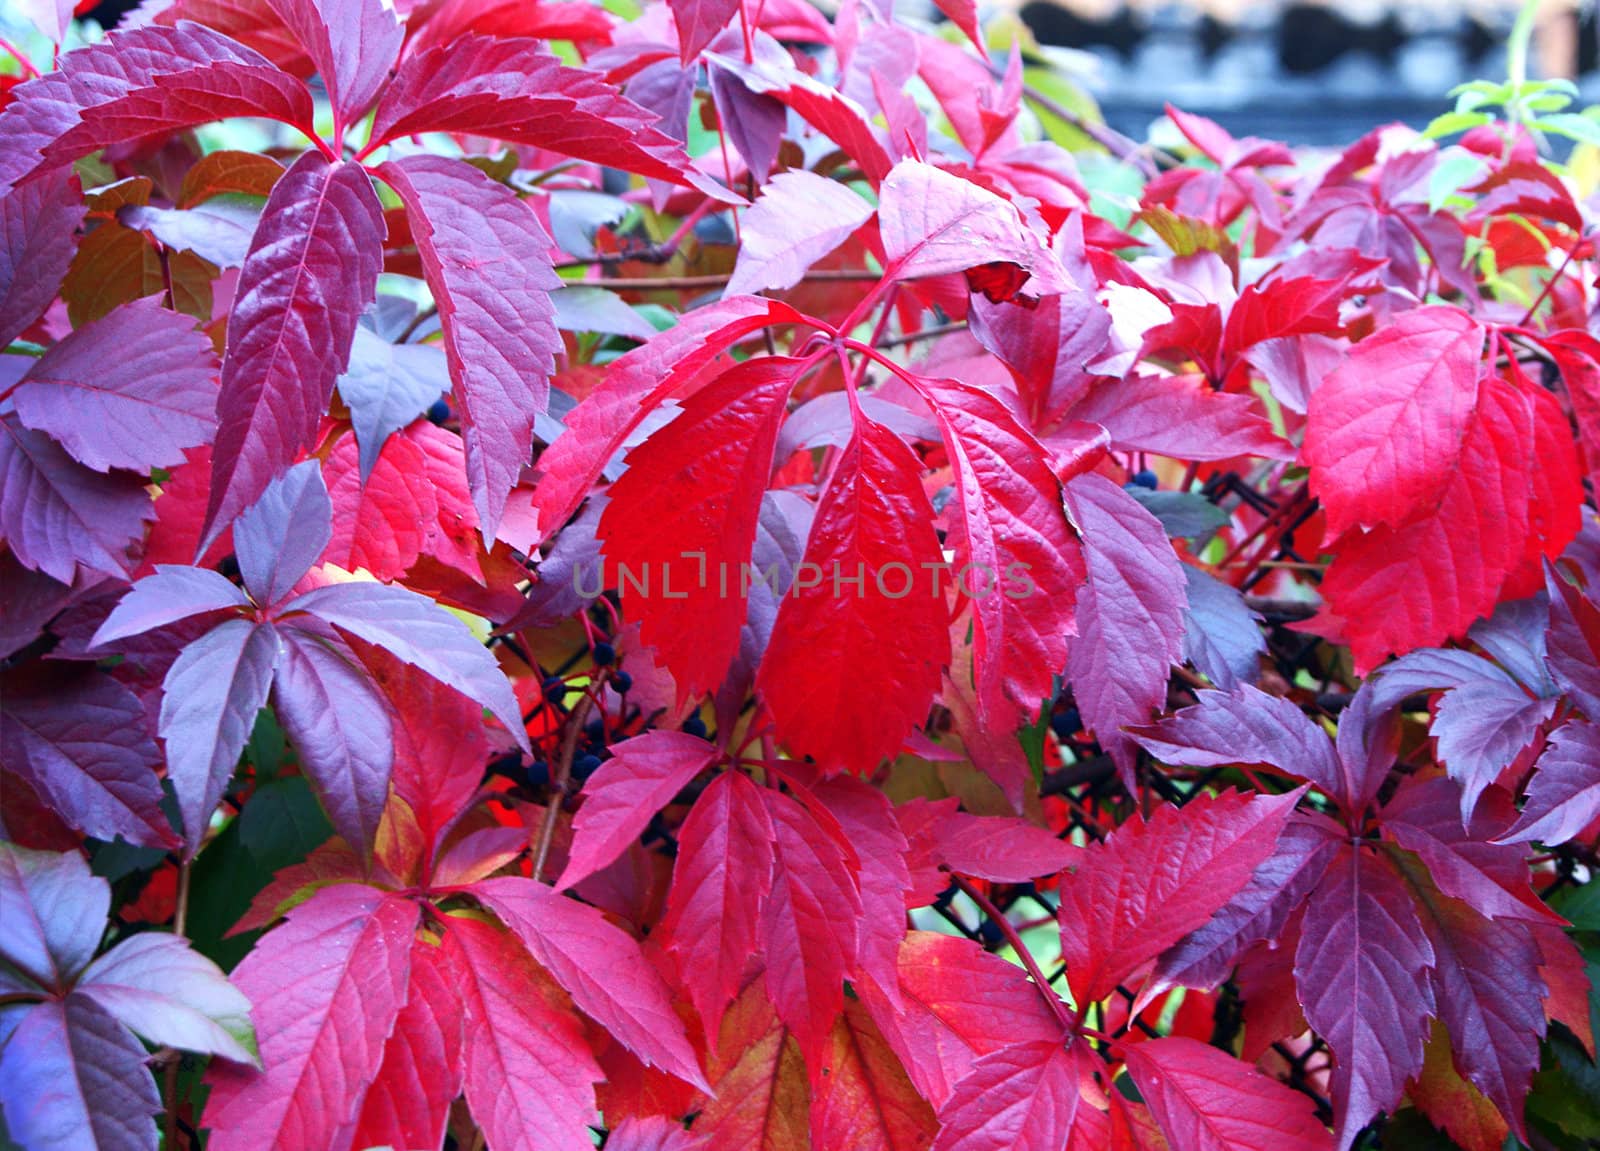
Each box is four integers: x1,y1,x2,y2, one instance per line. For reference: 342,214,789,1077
951,875,1075,1034
877,320,968,349
163,861,193,1149
532,672,608,880
583,269,880,292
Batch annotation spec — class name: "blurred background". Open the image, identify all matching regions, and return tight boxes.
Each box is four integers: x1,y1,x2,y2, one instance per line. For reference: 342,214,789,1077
1012,0,1600,144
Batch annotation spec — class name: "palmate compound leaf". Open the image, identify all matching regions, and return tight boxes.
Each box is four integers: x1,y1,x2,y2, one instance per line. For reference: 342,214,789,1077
758,413,950,776
1122,1037,1333,1151
929,1040,1104,1151
725,170,875,296
659,770,777,1044
918,375,1084,734
9,298,219,475
202,153,384,551
203,885,419,1151
1056,788,1302,1006
1303,306,1484,539
1295,844,1437,1150
0,846,255,1151
378,154,561,538
557,731,723,890
0,22,314,196
598,357,806,705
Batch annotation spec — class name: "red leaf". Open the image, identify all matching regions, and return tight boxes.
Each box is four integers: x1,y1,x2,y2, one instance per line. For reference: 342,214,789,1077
1318,375,1538,670
927,808,1077,883
661,770,776,1042
379,154,561,537
1303,306,1484,539
599,357,804,703
920,375,1083,731
529,296,800,547
1067,373,1293,462
1122,1036,1332,1151
203,153,384,548
350,936,463,1151
559,731,721,890
1056,789,1301,1005
0,166,85,346
760,788,863,1065
446,914,605,1151
695,980,810,1151
1294,845,1436,1149
204,886,419,1150
930,1040,1095,1151
759,413,950,775
469,876,708,1089
324,426,436,580
670,0,740,62
811,997,938,1151
815,777,911,1000
862,931,1063,1109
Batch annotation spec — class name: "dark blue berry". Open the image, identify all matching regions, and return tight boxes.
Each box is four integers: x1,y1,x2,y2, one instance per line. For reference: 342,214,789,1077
612,670,633,693
542,677,567,705
426,398,451,425
683,715,708,739
487,752,524,782
1130,469,1158,490
573,753,602,781
1050,707,1081,739
526,760,550,788
977,918,1004,946
592,641,616,666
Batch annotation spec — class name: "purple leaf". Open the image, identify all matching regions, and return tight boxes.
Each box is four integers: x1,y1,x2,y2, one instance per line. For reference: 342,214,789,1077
1066,373,1294,462
77,933,257,1065
1063,473,1186,781
159,619,280,855
0,166,84,346
233,459,332,608
1181,566,1265,690
1332,682,1400,818
11,298,219,473
1469,593,1555,696
378,154,560,538
708,60,785,185
1295,845,1435,1150
1544,567,1600,716
1381,775,1558,926
270,628,392,856
1145,813,1340,1001
203,153,384,551
282,582,528,752
0,843,108,992
0,24,314,195
119,199,259,268
670,0,739,61
336,327,447,480
0,412,153,582
549,287,657,341
0,994,161,1151
1497,720,1600,846
0,665,175,850
91,567,250,647
557,731,721,891
470,877,708,1089
265,0,404,128
1132,685,1343,799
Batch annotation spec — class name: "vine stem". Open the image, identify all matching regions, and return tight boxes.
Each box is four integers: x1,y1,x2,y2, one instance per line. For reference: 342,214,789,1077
163,861,193,1149
532,671,608,880
1517,238,1581,327
950,875,1076,1035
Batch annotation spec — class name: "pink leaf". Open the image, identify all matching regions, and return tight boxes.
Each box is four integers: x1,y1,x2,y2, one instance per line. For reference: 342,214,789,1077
726,170,874,296
265,0,403,127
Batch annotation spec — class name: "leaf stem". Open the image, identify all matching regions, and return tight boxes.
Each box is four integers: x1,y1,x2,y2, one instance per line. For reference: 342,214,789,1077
163,861,193,1149
950,874,1076,1035
1517,238,1582,327
581,270,880,292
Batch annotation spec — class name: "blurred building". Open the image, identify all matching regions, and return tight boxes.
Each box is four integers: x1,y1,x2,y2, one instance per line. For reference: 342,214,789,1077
1016,0,1599,144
